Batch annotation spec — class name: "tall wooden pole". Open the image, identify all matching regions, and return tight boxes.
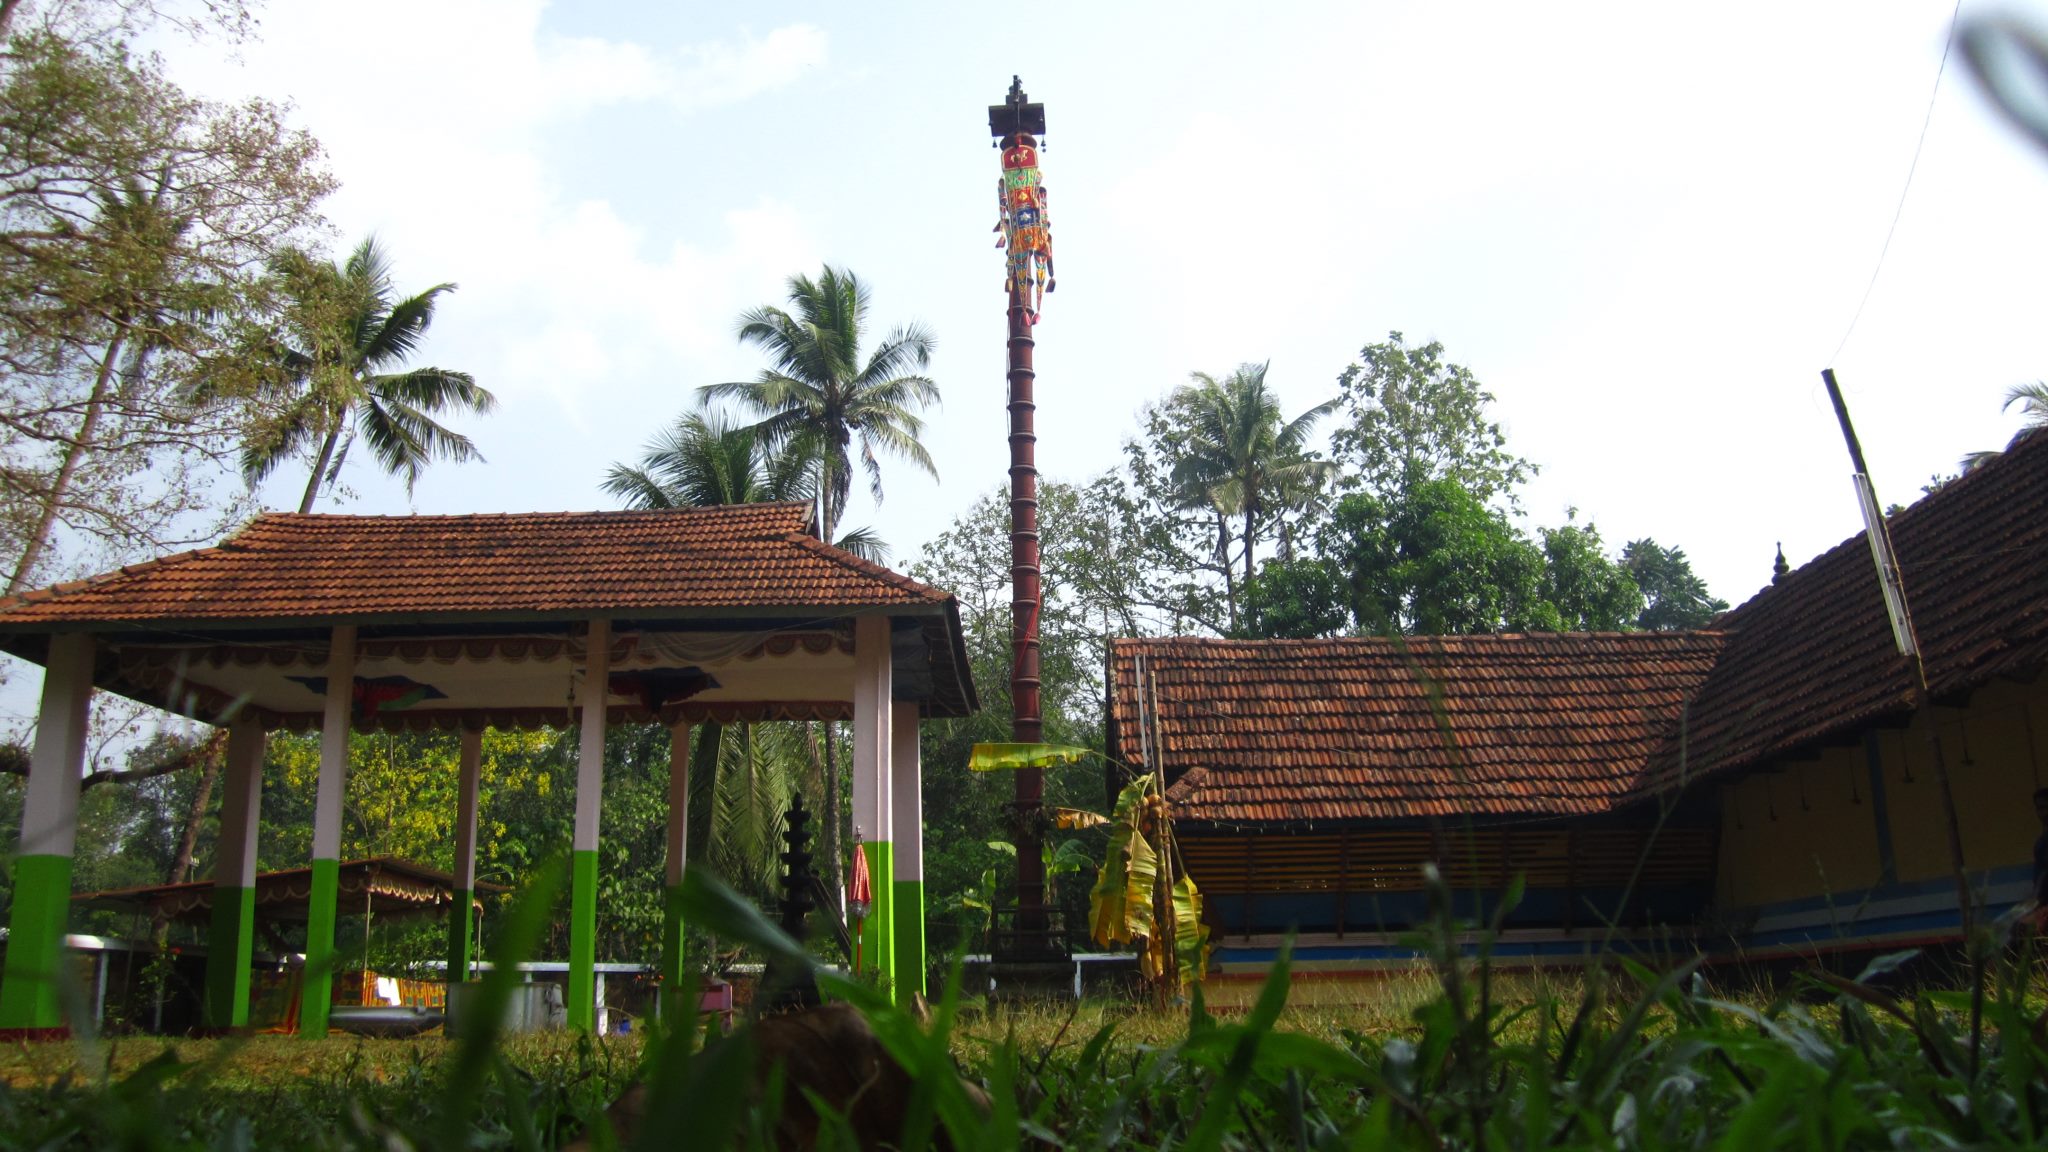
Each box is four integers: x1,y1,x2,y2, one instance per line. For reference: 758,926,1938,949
992,77,1052,955
1008,274,1047,944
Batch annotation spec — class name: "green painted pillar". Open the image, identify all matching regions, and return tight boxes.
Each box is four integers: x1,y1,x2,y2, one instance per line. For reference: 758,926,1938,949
659,721,691,991
448,727,483,983
890,701,926,1003
0,633,94,1032
851,616,896,994
858,839,896,989
301,624,356,1038
568,618,611,1033
203,721,265,1030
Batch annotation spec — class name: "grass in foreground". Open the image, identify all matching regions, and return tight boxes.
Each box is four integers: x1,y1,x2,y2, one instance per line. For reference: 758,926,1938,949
4,867,2047,1149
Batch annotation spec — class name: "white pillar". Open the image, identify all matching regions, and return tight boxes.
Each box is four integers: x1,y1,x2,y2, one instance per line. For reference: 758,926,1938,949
661,720,691,987
0,632,94,1030
205,719,266,1028
851,615,894,989
302,624,356,1037
568,618,610,1032
891,700,925,1000
449,726,482,981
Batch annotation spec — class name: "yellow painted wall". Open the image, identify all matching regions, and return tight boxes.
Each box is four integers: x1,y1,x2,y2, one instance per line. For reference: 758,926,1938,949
1715,676,2048,909
1715,743,1882,908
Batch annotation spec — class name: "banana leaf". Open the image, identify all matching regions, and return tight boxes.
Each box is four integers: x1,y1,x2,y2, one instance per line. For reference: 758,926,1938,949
1170,872,1211,984
1050,806,1110,829
1088,778,1158,946
968,742,1095,771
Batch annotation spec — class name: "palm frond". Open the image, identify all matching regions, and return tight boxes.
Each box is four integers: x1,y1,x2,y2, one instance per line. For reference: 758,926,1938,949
831,525,893,565
370,367,495,415
359,284,457,369
601,463,681,509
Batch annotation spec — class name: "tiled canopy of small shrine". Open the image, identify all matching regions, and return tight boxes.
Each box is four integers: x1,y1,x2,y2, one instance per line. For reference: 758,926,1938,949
0,504,971,1038
73,623,929,731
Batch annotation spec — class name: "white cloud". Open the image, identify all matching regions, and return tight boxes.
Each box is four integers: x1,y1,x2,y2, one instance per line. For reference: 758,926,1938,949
152,5,828,433
668,25,829,112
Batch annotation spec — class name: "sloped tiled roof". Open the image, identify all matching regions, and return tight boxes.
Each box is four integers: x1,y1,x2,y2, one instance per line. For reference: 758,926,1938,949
1107,632,1725,825
1108,429,2048,826
0,504,951,626
1636,426,2048,793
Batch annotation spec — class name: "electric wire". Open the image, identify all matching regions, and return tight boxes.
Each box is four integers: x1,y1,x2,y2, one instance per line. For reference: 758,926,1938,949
1828,0,1968,367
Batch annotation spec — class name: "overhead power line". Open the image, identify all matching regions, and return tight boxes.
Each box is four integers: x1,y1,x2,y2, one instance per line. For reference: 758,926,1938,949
1828,0,1967,367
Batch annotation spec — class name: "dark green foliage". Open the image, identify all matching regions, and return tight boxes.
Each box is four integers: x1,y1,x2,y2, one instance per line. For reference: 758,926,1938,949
1333,331,1534,507
8,866,2048,1149
1623,538,1731,631
1243,484,1642,637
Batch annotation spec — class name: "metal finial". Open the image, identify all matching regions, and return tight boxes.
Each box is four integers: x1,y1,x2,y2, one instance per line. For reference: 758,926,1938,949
1772,542,1790,584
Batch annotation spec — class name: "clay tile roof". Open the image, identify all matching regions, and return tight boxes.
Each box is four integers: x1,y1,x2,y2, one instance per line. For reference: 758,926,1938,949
1638,427,2048,793
0,504,952,626
1107,632,1725,825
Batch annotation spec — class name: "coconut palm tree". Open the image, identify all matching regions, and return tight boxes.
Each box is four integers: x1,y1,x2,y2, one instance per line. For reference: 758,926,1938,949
1962,382,2048,472
602,410,890,563
698,266,939,539
239,236,494,512
1169,362,1338,591
697,267,937,911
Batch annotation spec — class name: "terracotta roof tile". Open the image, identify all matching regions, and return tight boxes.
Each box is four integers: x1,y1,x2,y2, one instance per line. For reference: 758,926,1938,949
0,504,952,625
1637,427,2048,792
1107,431,2048,827
1107,632,1725,825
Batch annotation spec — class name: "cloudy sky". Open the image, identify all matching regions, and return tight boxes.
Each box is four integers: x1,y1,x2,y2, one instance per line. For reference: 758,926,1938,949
116,2,2048,622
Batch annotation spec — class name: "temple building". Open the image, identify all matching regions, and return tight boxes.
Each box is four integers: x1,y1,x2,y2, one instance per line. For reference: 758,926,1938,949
1108,430,2048,977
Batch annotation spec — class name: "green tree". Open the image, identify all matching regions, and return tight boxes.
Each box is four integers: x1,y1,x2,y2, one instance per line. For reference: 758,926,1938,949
233,237,494,513
1166,362,1337,625
1327,480,1551,635
602,410,889,562
1537,519,1643,632
911,481,1133,951
1247,485,1645,638
0,30,331,591
1333,332,1533,506
1623,538,1728,630
1962,382,2048,472
699,265,939,540
603,410,811,510
699,266,938,904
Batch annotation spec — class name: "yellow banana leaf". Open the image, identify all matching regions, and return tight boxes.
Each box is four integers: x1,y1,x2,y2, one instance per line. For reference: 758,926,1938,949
968,742,1095,771
1170,873,1211,985
1088,778,1158,946
1050,807,1110,830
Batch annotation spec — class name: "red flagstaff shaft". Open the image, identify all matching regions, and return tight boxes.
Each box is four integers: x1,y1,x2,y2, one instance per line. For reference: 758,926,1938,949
990,76,1055,954
1007,276,1046,939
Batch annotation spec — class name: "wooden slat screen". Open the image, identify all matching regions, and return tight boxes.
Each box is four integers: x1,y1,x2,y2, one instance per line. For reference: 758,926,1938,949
1179,827,1714,895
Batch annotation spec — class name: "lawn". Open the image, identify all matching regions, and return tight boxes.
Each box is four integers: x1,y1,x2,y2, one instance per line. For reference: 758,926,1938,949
5,870,2043,1149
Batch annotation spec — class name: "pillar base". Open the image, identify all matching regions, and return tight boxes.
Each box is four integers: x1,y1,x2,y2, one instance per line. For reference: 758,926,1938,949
300,856,341,1038
0,1026,71,1043
568,848,598,1032
0,853,76,1030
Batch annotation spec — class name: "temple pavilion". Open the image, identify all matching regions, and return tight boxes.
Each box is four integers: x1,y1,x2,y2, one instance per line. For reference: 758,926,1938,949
0,502,974,1036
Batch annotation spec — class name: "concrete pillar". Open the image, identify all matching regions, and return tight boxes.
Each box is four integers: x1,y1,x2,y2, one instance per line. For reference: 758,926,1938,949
660,720,691,989
204,720,266,1029
850,616,894,991
0,633,94,1032
301,624,356,1037
569,618,610,1032
448,726,483,983
891,701,925,1004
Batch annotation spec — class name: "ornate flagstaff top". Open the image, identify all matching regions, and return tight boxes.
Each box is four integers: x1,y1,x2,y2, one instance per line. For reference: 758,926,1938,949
991,77,1055,321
